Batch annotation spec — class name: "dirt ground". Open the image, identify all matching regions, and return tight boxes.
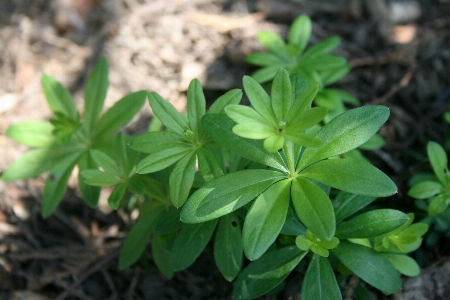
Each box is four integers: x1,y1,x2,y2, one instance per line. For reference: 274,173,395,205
1,0,450,299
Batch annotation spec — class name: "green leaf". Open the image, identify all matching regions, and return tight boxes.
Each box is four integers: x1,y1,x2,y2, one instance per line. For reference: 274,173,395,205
243,75,276,125
251,66,281,84
302,36,341,59
197,147,224,182
214,212,243,281
233,122,276,139
246,52,286,67
301,159,397,197
108,183,127,209
427,141,448,185
148,92,189,135
129,131,187,154
320,65,351,87
232,246,307,300
332,241,402,293
225,104,270,125
288,15,312,53
243,180,291,260
428,194,449,215
408,180,443,199
291,177,336,240
382,253,420,277
336,209,410,239
359,133,384,150
287,107,328,131
263,134,285,152
77,152,101,208
333,192,376,223
299,106,390,168
257,31,290,61
201,114,287,171
2,146,81,181
207,89,242,114
118,204,164,269
136,147,192,174
302,254,342,300
84,57,109,131
81,169,122,186
42,151,82,217
154,208,183,235
286,84,320,124
93,90,147,138
171,219,218,271
6,121,55,147
41,73,78,120
152,233,176,279
281,206,307,236
187,79,206,136
169,150,196,207
180,169,285,223
271,68,292,123
301,55,347,71
89,149,120,176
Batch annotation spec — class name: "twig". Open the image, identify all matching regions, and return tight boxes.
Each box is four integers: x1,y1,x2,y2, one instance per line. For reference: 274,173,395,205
127,267,141,300
370,67,415,104
55,248,121,300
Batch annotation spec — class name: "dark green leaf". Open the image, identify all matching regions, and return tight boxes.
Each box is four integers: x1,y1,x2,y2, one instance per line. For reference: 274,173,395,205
427,141,448,185
154,207,183,235
187,79,206,137
333,192,376,223
94,90,147,138
214,212,243,281
291,177,336,240
336,209,410,239
77,152,101,207
243,180,291,260
152,233,176,278
148,92,189,135
89,149,120,176
6,121,55,147
129,131,187,154
108,183,127,209
332,241,402,293
232,246,307,300
169,150,197,207
208,89,243,114
201,114,287,171
171,219,218,271
302,254,342,300
300,159,397,197
84,57,109,131
197,147,224,182
181,169,285,223
41,73,78,120
118,204,164,269
281,206,307,236
136,147,192,174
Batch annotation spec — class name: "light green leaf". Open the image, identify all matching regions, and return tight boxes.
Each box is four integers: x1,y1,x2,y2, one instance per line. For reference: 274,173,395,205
89,149,120,176
301,159,397,197
427,141,448,185
284,132,322,148
251,66,281,84
171,219,218,271
214,212,243,281
302,254,342,300
93,90,147,138
180,169,285,223
81,169,122,186
243,75,276,125
243,180,291,260
359,133,384,150
382,253,420,277
332,241,402,293
108,183,127,209
118,204,164,269
41,73,78,120
333,192,376,223
271,68,292,123
225,104,269,125
246,52,286,67
201,114,287,171
169,150,197,208
287,107,328,131
6,121,55,148
288,15,312,53
136,147,192,174
233,122,276,139
208,89,242,114
428,194,449,215
291,177,336,240
263,134,285,153
232,246,307,300
187,79,206,136
408,180,443,199
148,92,189,135
302,36,341,59
336,209,410,239
42,151,82,217
84,57,109,131
299,106,390,168
257,31,290,61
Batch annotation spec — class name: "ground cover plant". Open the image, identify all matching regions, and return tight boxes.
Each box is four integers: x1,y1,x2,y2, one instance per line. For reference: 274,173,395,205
1,14,431,300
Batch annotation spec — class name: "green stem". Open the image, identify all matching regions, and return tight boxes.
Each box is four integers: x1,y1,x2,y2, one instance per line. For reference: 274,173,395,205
283,140,296,175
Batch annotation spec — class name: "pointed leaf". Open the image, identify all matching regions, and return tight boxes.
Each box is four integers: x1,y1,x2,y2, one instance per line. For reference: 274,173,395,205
408,180,443,199
6,121,55,147
41,73,78,120
84,57,109,131
302,36,341,59
129,131,186,154
287,107,327,131
302,254,342,300
171,219,218,271
154,208,183,235
288,15,312,53
214,212,243,281
136,147,191,174
427,141,448,185
108,183,127,209
271,68,291,123
334,192,376,223
208,89,242,114
246,52,287,67
148,92,189,134
243,180,290,260
251,66,281,84
286,84,320,123
382,253,420,277
81,169,122,186
89,149,120,176
197,147,224,182
152,233,176,278
300,159,397,197
257,31,290,61
332,241,402,294
202,114,287,171
181,169,285,223
243,75,276,125
233,246,307,300
78,152,101,207
169,150,196,207
225,104,269,125
187,79,206,136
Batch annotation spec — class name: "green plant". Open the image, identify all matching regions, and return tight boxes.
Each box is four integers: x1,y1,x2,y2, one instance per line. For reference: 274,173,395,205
2,58,147,217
